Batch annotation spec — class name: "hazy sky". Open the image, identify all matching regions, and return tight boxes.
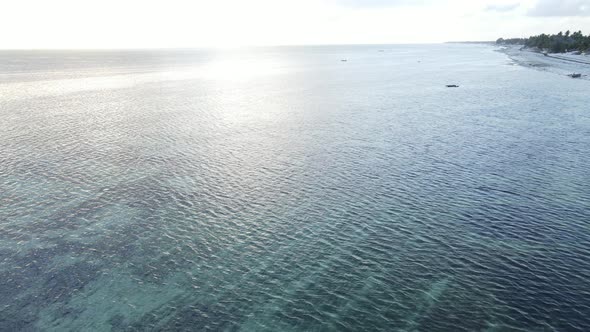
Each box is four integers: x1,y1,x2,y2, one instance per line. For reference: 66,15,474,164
2,0,590,48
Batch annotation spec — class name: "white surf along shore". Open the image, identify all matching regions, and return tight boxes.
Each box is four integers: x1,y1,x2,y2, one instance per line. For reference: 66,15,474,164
498,45,590,80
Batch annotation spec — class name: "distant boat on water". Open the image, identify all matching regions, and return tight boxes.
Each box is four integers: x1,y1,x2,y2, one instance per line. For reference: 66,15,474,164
569,73,582,78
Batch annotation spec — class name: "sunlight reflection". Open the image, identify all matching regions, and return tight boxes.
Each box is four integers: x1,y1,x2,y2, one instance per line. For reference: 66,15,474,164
0,52,289,101
191,55,287,81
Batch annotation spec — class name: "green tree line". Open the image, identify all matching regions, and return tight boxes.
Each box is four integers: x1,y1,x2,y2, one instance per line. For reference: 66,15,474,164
496,31,590,53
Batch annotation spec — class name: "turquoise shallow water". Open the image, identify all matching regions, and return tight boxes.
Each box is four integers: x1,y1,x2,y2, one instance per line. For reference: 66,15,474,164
1,44,590,331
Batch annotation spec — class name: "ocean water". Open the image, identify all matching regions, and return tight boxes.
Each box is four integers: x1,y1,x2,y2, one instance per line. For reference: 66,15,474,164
1,44,589,331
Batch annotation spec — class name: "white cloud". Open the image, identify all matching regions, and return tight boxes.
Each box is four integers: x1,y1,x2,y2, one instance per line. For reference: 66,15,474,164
332,0,432,7
485,3,520,12
0,0,589,48
528,0,590,16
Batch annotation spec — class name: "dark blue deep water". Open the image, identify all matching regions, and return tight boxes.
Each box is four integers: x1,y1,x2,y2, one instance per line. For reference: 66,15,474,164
1,45,590,331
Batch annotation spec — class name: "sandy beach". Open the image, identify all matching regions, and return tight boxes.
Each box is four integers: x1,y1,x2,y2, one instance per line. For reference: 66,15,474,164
499,45,590,80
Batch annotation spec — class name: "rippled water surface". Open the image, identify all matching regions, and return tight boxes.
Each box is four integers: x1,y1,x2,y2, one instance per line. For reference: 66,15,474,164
1,45,590,331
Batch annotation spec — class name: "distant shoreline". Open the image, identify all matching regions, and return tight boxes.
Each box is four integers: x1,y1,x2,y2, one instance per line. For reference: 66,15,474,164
496,31,590,54
498,45,589,79
445,41,495,45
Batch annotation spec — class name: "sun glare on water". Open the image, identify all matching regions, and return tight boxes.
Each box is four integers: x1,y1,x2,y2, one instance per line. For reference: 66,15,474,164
196,56,288,81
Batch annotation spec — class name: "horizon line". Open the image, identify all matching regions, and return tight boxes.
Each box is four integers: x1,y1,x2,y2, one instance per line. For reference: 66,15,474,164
0,41,499,51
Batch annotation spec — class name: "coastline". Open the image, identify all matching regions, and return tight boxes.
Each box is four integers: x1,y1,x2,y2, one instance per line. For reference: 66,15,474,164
497,45,590,80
